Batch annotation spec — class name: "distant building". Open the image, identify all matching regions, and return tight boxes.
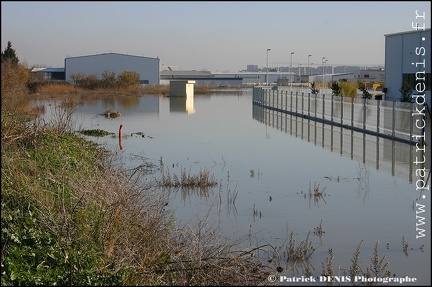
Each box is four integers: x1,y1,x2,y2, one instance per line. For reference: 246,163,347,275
308,73,345,83
160,70,243,86
65,53,160,85
384,29,431,105
246,65,259,72
31,67,65,81
353,69,384,83
160,65,180,71
215,72,302,85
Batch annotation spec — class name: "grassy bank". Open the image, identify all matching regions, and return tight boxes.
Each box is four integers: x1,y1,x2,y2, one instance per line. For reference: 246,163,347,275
30,82,251,99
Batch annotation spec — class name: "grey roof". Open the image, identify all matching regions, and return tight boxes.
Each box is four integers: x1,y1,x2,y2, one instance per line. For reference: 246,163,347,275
42,68,65,73
384,28,430,37
64,52,159,61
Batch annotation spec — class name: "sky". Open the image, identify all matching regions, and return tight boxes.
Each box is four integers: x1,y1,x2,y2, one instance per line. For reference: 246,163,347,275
1,1,431,72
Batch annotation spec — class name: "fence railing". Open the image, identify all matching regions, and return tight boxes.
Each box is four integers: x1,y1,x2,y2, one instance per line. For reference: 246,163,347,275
252,86,425,145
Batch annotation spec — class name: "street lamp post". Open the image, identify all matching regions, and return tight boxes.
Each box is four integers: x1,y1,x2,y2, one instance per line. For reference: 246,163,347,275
290,52,295,89
266,48,271,85
299,63,302,83
308,54,312,78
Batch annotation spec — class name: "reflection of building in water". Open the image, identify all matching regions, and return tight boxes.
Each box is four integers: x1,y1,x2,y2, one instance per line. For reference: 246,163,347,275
139,95,160,113
169,80,195,114
170,95,195,114
252,104,431,183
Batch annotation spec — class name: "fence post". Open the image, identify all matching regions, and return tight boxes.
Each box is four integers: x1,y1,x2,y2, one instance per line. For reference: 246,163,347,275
290,90,293,114
351,97,354,129
276,89,279,109
262,88,264,105
331,94,334,123
409,105,413,144
340,95,343,126
302,92,304,115
363,98,366,131
392,101,396,140
272,89,275,107
377,100,380,134
322,94,325,121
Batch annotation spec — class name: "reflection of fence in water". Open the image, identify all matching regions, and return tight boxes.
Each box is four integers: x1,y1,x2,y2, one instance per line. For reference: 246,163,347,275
252,87,431,183
252,87,425,144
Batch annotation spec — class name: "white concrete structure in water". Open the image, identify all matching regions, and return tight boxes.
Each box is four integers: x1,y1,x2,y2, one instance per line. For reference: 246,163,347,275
169,80,195,114
170,80,195,97
65,53,160,85
384,29,431,106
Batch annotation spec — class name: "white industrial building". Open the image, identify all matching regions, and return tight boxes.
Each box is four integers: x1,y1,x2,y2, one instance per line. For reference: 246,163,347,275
65,53,160,85
353,69,384,83
160,70,244,86
384,29,431,106
215,72,295,85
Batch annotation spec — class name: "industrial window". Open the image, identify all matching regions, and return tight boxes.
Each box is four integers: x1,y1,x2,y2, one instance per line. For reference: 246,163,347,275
140,80,149,84
364,74,369,78
403,73,432,91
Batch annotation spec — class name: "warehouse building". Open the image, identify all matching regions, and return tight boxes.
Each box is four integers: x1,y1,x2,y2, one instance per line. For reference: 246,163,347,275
160,69,243,86
384,29,431,106
65,53,160,85
31,67,65,81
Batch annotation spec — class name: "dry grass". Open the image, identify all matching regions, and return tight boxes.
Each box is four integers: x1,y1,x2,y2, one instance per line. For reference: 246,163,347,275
31,83,249,99
86,154,272,285
36,82,84,94
34,82,145,96
286,231,316,264
321,248,334,278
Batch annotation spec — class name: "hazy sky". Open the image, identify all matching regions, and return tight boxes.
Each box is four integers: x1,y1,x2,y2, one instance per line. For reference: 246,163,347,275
1,1,431,72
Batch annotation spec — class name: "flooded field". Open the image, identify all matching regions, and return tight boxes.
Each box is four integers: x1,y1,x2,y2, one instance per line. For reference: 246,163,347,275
33,91,431,285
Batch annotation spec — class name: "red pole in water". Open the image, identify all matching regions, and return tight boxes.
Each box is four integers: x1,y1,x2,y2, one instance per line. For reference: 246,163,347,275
119,124,123,150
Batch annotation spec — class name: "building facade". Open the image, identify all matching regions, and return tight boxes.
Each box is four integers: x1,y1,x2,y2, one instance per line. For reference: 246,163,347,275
384,29,431,106
160,70,243,86
353,69,384,83
31,67,65,81
65,53,160,85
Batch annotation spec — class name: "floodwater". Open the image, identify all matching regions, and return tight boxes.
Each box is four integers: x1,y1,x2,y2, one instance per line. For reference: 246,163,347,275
34,90,431,285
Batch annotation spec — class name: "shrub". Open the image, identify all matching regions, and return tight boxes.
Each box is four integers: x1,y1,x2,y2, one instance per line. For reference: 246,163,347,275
399,81,413,102
339,81,358,97
331,81,341,97
358,80,372,99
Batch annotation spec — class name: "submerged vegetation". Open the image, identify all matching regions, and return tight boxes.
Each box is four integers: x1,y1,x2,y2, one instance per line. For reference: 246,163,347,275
158,159,218,189
78,129,115,137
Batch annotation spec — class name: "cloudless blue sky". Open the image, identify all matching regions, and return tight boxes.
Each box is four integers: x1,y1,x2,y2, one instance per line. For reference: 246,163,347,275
1,1,430,72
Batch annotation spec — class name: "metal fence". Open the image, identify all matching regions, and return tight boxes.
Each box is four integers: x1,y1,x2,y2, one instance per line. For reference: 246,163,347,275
252,86,426,145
